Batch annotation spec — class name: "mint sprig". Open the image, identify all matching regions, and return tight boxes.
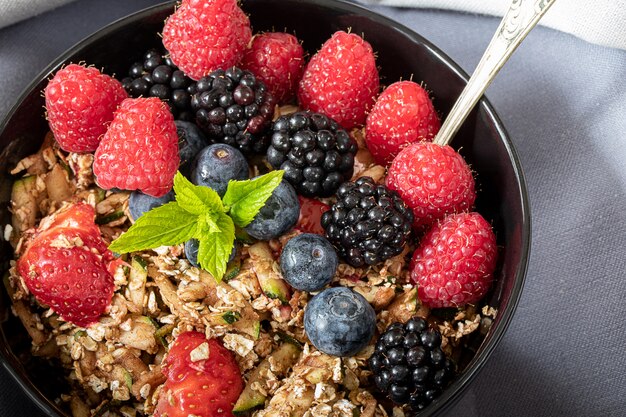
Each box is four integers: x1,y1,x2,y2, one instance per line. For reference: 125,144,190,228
109,170,284,281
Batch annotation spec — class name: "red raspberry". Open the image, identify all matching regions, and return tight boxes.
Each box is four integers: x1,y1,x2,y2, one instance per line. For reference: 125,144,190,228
298,31,379,129
410,212,497,308
365,81,440,165
44,64,127,153
16,203,116,327
162,0,252,80
93,97,179,197
385,142,475,229
241,32,305,104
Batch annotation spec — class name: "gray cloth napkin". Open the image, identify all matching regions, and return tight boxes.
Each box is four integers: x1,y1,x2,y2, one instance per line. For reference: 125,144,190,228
0,0,77,28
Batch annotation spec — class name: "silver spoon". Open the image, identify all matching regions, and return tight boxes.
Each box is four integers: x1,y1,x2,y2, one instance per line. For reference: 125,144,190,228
433,0,556,147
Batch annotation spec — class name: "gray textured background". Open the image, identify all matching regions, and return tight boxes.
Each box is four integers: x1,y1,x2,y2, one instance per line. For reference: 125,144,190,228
1,0,625,416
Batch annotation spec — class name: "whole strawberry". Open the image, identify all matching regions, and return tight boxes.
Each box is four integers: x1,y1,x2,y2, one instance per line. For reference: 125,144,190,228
16,203,115,327
45,64,127,153
365,81,440,165
154,332,243,417
298,31,379,129
241,32,305,104
93,97,179,197
162,0,252,80
385,142,476,229
411,212,497,308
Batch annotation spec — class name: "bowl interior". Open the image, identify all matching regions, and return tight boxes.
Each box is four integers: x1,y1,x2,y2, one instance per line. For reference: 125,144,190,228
0,0,530,416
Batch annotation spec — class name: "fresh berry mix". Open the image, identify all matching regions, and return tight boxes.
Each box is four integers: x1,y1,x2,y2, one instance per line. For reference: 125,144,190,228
93,97,180,197
154,332,243,417
280,233,338,292
129,190,175,221
191,67,276,154
244,180,300,240
298,31,380,129
16,203,115,327
321,177,414,267
190,143,249,196
267,111,357,197
411,212,497,308
162,0,252,80
304,287,376,357
369,318,455,410
241,32,306,104
121,49,195,121
5,5,504,417
366,81,441,165
386,141,476,229
45,63,127,153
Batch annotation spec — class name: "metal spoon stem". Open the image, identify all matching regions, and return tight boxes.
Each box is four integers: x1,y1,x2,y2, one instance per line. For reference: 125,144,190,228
433,0,556,147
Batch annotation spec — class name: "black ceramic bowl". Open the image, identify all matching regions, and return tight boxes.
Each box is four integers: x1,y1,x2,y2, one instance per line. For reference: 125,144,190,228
0,0,530,416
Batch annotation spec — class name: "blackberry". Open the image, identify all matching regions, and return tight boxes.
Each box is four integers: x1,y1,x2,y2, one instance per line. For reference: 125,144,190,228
369,317,455,411
321,177,413,267
191,67,276,154
121,49,195,121
266,111,357,197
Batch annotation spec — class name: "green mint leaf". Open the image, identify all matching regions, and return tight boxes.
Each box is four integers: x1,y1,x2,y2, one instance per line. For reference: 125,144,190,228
109,202,198,253
173,171,224,215
222,170,284,227
197,211,235,282
197,212,220,235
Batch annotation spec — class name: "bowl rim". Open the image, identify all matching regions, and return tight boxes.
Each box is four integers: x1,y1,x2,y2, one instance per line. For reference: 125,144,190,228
0,0,531,416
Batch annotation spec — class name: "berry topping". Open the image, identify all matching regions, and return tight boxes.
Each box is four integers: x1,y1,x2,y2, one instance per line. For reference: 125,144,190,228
321,177,413,267
267,111,357,197
411,212,497,308
128,190,175,221
191,67,276,154
241,32,306,104
185,238,236,268
190,143,249,196
369,317,455,410
162,0,252,80
154,332,243,417
121,49,196,121
365,81,440,165
44,63,127,153
296,196,330,235
16,203,115,327
244,180,300,240
280,233,338,292
385,142,476,229
175,120,211,177
298,31,379,129
93,97,180,197
304,287,376,357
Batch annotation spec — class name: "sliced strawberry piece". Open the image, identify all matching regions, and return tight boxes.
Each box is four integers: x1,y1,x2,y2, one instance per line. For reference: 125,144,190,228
296,196,330,235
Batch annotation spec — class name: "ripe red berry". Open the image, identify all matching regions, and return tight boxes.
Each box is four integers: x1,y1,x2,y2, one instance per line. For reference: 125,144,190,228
410,212,497,308
385,142,476,229
93,97,180,197
162,0,252,80
154,332,243,417
44,64,127,153
16,203,116,327
298,31,379,129
241,32,305,104
296,196,330,235
365,81,440,165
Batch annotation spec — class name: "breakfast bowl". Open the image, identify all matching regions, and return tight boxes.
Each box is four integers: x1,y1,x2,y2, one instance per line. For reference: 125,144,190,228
0,0,530,416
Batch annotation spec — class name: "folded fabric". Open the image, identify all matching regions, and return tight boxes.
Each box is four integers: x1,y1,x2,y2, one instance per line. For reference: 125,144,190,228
365,0,626,50
0,0,77,29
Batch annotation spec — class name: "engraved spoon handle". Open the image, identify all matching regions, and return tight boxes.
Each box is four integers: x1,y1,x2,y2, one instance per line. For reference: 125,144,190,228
433,0,556,146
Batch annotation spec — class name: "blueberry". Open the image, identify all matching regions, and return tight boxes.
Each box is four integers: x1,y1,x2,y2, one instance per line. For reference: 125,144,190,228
176,121,210,176
185,239,236,267
280,234,338,292
129,190,175,221
244,180,299,240
190,144,249,196
303,287,376,356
